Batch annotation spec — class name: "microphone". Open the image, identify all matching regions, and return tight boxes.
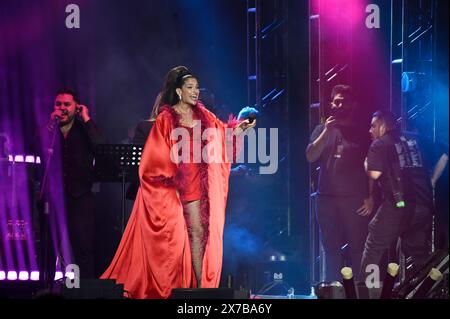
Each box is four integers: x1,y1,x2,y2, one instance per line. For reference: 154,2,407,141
46,115,60,133
53,109,67,123
237,106,259,124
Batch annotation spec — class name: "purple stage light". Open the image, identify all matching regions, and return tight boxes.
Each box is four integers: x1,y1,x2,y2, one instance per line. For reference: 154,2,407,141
25,155,34,163
30,271,39,281
7,154,41,164
7,271,17,280
18,271,29,280
54,271,64,281
0,270,76,281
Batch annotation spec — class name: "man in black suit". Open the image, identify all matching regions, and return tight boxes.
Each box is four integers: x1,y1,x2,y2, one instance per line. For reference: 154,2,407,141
42,88,104,279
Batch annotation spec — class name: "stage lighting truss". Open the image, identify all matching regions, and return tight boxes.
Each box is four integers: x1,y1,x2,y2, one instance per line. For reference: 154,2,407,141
245,0,293,295
307,0,356,288
391,0,437,139
246,0,288,110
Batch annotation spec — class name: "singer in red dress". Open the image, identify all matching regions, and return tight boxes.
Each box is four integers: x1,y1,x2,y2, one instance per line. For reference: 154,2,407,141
100,66,255,298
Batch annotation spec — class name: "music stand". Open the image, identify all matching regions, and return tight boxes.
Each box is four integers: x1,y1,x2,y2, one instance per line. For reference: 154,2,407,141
94,144,143,233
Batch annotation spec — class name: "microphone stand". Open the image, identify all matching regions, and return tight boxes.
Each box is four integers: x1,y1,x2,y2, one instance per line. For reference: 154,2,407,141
38,117,60,290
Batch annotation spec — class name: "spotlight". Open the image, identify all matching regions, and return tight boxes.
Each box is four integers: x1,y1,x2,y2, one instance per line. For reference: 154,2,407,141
30,271,40,281
0,271,5,280
25,155,35,163
14,155,24,162
7,271,17,280
401,72,427,92
18,271,29,281
54,271,64,280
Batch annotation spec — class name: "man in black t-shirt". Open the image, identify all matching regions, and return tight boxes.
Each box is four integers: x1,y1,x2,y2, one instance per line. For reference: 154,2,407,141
360,110,433,279
306,85,374,281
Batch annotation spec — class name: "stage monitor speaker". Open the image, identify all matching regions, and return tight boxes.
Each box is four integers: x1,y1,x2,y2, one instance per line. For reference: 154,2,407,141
171,288,249,299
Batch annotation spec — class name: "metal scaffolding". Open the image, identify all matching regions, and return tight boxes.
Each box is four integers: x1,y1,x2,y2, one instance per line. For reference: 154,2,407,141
390,0,437,138
308,0,440,289
247,0,290,236
390,0,438,283
307,0,356,289
246,0,292,294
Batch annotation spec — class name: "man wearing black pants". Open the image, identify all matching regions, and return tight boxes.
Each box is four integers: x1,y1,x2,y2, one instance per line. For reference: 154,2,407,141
360,111,433,279
42,88,104,280
306,85,374,282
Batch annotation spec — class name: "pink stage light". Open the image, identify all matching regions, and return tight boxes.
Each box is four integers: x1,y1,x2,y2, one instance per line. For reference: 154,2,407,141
312,0,366,28
0,271,5,280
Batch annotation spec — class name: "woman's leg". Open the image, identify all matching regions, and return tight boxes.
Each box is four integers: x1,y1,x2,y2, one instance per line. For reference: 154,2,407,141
183,200,204,288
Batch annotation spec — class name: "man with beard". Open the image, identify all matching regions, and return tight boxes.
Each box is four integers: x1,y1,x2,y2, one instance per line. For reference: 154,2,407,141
42,88,104,280
306,85,374,282
359,110,434,279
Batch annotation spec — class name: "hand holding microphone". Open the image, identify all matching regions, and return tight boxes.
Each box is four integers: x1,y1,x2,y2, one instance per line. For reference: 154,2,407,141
48,109,65,132
50,109,65,122
237,106,259,130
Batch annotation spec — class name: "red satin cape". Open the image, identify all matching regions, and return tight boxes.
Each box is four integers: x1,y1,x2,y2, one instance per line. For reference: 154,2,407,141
100,103,238,299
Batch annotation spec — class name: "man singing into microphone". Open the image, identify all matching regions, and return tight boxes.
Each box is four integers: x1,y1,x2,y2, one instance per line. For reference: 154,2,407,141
43,88,104,279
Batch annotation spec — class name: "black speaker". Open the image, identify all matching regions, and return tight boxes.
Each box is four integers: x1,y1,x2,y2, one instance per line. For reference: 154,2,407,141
60,279,124,299
171,288,249,299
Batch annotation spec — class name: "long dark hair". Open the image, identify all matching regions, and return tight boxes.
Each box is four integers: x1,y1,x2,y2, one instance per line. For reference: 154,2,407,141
150,66,196,119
